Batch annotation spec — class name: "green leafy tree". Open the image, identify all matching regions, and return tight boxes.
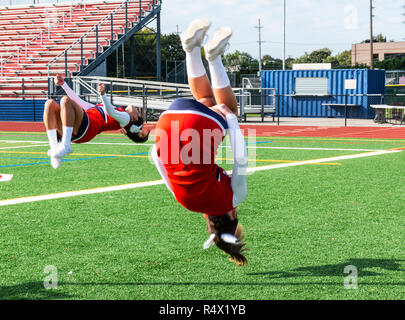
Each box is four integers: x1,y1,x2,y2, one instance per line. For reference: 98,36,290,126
336,50,352,67
294,52,310,64
375,33,387,43
294,48,333,65
362,33,389,43
325,55,339,68
308,48,332,63
375,56,405,70
107,29,186,80
262,54,283,70
223,50,258,71
285,57,295,69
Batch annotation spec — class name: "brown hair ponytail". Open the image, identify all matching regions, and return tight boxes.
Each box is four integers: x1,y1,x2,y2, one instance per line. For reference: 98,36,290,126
205,213,248,266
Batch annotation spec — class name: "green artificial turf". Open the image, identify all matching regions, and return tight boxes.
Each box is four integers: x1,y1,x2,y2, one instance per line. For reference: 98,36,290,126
0,132,404,299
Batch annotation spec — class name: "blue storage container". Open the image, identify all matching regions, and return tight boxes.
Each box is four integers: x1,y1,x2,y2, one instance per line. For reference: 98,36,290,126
261,69,386,119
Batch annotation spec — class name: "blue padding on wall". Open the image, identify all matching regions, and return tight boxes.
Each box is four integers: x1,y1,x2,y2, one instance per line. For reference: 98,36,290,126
0,99,47,122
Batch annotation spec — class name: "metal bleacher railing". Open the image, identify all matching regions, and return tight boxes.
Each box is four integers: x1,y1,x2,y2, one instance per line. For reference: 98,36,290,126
49,76,278,123
0,0,160,99
46,0,159,78
67,75,192,121
0,1,83,76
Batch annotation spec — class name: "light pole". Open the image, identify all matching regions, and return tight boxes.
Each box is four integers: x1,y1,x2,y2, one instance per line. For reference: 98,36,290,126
255,19,266,75
370,0,374,69
283,0,286,70
255,18,263,75
257,19,263,75
403,0,405,25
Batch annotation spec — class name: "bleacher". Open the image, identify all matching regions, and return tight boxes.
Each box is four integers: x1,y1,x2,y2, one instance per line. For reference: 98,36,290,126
0,0,157,99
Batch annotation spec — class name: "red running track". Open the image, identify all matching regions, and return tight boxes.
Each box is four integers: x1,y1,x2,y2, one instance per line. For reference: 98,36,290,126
1,121,405,139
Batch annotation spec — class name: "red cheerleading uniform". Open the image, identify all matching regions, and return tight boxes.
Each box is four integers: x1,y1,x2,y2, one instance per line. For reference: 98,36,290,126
154,98,234,216
72,105,123,144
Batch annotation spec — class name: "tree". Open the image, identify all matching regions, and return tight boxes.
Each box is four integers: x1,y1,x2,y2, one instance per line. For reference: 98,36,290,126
161,33,185,62
290,48,352,69
222,50,258,72
325,55,339,68
107,29,186,80
285,57,295,69
308,48,332,63
294,52,310,64
375,33,387,43
375,56,405,70
262,54,283,70
336,50,352,67
362,33,388,43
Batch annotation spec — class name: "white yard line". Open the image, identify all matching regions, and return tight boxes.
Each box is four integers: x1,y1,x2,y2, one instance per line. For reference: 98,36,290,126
246,149,401,173
0,149,401,207
0,180,165,207
0,139,382,152
0,140,48,144
244,146,380,152
0,144,48,150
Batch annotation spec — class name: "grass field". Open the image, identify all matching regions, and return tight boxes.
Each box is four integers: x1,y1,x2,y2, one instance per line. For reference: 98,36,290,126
0,131,404,300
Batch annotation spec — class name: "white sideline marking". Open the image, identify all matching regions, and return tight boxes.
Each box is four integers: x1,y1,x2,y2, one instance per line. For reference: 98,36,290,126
0,180,165,207
0,149,401,207
246,146,380,152
245,149,402,173
0,174,13,182
0,140,48,144
0,144,48,150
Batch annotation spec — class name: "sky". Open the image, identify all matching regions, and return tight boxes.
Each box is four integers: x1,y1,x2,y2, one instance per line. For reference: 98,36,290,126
3,0,405,59
161,0,405,59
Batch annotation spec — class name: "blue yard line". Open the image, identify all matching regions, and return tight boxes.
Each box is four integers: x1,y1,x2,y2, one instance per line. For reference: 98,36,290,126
0,156,50,160
63,152,149,162
0,161,51,168
249,140,274,145
124,152,149,156
0,152,150,168
63,156,118,162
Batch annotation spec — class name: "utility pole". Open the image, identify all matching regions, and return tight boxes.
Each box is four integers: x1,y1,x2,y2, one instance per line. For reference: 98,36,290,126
283,0,286,70
370,0,374,69
403,0,405,25
255,18,264,75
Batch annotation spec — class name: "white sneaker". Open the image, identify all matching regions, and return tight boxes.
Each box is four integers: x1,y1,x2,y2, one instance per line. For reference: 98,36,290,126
180,19,211,52
204,26,232,62
50,156,62,169
47,148,62,169
50,143,72,159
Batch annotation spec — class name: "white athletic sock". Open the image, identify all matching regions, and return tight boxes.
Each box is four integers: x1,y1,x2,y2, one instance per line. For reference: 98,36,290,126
61,126,73,149
186,46,206,78
46,129,58,150
208,55,230,89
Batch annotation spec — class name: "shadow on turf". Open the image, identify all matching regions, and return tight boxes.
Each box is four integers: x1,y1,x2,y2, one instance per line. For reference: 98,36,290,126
2,259,403,298
247,258,405,280
0,282,73,300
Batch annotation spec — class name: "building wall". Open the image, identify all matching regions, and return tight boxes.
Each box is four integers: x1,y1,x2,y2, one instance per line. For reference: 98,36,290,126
352,42,405,66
